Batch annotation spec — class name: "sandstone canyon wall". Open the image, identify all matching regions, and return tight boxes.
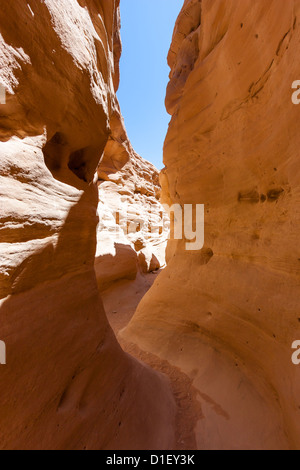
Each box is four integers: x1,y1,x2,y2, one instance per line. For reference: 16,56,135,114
124,0,300,449
95,150,169,290
0,0,175,449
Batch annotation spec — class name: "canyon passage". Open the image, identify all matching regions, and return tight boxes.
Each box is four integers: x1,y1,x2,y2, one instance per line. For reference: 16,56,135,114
1,0,300,451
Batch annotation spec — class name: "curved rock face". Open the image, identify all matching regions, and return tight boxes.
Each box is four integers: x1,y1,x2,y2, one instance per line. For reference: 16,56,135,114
0,0,175,450
124,0,300,449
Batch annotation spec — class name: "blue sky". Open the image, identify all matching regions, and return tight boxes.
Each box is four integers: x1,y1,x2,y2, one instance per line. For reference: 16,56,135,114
117,0,183,169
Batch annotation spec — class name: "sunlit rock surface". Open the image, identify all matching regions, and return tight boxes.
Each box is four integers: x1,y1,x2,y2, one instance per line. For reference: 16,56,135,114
95,149,169,290
123,0,300,450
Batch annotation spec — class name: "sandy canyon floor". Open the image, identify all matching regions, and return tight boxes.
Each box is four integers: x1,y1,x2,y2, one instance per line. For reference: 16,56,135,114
102,271,202,451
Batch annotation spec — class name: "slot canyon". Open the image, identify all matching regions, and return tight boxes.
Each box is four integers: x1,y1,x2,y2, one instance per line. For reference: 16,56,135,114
1,0,300,451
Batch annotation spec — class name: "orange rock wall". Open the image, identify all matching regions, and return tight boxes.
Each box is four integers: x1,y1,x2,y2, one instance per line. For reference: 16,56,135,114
124,0,300,449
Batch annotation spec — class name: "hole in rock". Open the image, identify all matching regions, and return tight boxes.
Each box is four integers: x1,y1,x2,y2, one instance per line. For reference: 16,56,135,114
260,194,267,202
238,189,260,203
267,188,284,202
43,132,68,173
68,147,94,183
43,132,105,186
